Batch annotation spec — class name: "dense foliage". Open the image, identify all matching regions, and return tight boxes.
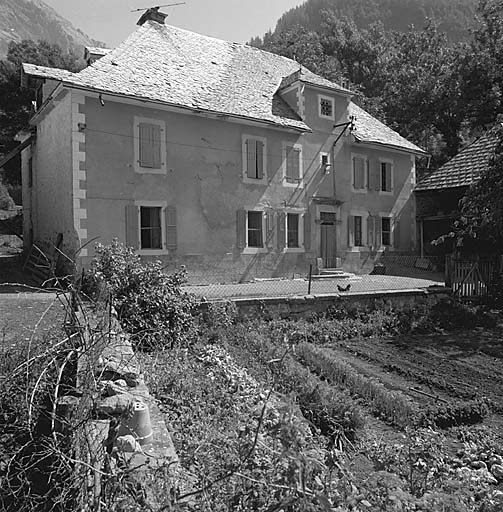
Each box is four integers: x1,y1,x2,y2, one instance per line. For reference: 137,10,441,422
252,0,503,178
86,239,197,349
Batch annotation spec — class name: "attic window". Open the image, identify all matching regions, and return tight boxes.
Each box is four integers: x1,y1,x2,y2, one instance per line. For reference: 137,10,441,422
318,95,335,120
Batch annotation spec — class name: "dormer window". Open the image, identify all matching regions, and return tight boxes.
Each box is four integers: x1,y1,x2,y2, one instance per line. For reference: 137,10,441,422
318,95,335,120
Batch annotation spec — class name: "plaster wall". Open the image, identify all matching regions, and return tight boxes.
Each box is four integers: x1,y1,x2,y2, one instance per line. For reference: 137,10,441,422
31,90,75,258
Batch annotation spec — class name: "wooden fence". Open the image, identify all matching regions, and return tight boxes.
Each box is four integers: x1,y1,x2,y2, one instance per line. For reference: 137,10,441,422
445,255,502,300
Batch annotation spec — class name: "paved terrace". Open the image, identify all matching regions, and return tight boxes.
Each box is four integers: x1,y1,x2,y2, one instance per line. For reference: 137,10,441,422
185,274,445,300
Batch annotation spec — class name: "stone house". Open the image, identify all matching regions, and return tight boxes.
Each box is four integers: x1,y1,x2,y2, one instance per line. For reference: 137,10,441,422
20,10,424,282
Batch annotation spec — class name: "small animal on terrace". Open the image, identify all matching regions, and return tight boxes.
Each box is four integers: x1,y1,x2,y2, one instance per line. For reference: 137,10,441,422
337,283,351,292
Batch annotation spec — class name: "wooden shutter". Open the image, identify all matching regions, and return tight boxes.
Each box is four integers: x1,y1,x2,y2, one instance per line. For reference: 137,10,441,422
277,212,286,250
376,217,382,247
246,139,256,178
347,215,354,247
385,163,392,192
125,204,139,249
139,123,153,167
236,209,246,249
353,157,364,189
303,210,311,251
367,215,375,249
151,124,162,169
292,148,300,180
266,210,275,248
393,218,401,250
256,140,264,179
369,160,380,191
165,206,177,250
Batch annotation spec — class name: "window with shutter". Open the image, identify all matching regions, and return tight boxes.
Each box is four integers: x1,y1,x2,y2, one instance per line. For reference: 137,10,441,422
381,217,391,246
243,136,266,182
134,117,166,174
140,206,162,249
380,161,393,192
247,211,264,248
284,144,302,186
287,213,299,248
352,155,366,191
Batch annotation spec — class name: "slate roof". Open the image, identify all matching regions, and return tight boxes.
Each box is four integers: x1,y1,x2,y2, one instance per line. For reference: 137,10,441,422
349,103,425,155
415,129,499,191
21,20,422,152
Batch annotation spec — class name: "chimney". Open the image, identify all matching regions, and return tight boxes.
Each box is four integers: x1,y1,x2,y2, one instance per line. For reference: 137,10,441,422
137,7,168,26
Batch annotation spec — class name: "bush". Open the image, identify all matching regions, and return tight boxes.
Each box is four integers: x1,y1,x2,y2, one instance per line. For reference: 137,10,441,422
86,239,197,349
0,180,15,210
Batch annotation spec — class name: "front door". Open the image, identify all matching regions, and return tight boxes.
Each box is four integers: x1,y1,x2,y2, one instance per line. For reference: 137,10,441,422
320,212,337,268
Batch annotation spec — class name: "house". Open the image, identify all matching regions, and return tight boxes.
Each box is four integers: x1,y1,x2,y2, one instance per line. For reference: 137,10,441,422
415,128,499,258
20,10,424,283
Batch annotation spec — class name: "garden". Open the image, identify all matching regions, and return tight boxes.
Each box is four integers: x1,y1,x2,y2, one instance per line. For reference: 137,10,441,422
1,241,503,511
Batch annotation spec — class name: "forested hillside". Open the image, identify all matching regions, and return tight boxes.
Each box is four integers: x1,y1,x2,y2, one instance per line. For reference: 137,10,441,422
263,0,478,42
0,0,103,57
251,0,503,176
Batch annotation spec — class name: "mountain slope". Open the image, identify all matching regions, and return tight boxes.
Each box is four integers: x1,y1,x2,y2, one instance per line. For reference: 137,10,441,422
271,0,478,42
0,0,103,57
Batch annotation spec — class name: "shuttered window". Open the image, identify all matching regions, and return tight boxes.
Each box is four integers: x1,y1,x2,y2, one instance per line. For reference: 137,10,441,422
139,123,162,169
287,213,299,248
247,211,263,248
354,216,363,246
381,217,391,246
244,137,265,180
140,206,162,249
165,206,177,251
381,162,392,192
353,156,366,190
285,146,301,183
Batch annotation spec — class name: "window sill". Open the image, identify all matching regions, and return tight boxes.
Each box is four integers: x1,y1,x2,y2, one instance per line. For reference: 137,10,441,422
283,180,304,189
134,165,167,175
351,188,367,194
138,248,170,256
243,176,267,185
284,247,305,253
242,247,268,254
347,246,367,252
378,190,393,196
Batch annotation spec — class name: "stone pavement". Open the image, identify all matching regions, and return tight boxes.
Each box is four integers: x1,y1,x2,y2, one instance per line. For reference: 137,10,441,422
185,274,445,300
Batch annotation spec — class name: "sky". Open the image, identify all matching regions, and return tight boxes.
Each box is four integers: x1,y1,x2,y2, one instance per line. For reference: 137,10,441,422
42,0,307,47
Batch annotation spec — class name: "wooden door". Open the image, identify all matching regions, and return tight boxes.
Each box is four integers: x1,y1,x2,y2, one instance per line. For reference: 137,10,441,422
320,212,337,268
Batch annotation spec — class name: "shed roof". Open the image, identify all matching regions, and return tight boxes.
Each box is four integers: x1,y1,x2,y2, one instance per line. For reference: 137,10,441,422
415,129,499,191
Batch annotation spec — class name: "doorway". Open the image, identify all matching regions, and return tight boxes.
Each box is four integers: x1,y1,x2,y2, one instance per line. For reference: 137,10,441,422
320,212,337,268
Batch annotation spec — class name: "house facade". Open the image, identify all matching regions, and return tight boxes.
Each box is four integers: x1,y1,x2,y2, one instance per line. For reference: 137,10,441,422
21,13,424,283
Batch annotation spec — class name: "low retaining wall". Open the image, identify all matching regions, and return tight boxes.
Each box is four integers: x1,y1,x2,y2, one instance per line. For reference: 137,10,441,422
218,286,451,319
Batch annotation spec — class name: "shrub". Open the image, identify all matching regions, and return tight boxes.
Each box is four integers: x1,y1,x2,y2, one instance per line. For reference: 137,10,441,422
0,180,15,210
86,239,197,349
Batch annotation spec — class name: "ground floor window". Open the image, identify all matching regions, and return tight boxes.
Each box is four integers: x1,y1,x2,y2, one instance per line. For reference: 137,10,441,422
381,217,391,246
140,206,162,249
354,215,363,246
287,213,300,248
247,211,263,248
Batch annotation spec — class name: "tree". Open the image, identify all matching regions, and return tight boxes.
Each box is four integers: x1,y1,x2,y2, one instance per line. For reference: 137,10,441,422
455,125,503,252
0,40,83,158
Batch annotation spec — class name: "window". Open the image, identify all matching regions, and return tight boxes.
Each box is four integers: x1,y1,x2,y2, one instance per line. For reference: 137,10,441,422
243,136,266,182
140,206,162,249
287,213,300,248
381,217,391,246
318,94,335,120
380,161,393,192
134,117,166,174
352,155,367,191
283,143,302,186
28,157,33,188
320,152,330,174
247,211,263,248
354,216,363,247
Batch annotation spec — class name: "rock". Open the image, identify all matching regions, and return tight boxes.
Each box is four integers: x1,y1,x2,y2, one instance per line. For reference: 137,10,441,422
491,464,503,480
106,379,129,396
116,435,141,453
96,393,133,416
471,460,488,470
489,455,503,467
491,490,503,502
475,468,498,485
